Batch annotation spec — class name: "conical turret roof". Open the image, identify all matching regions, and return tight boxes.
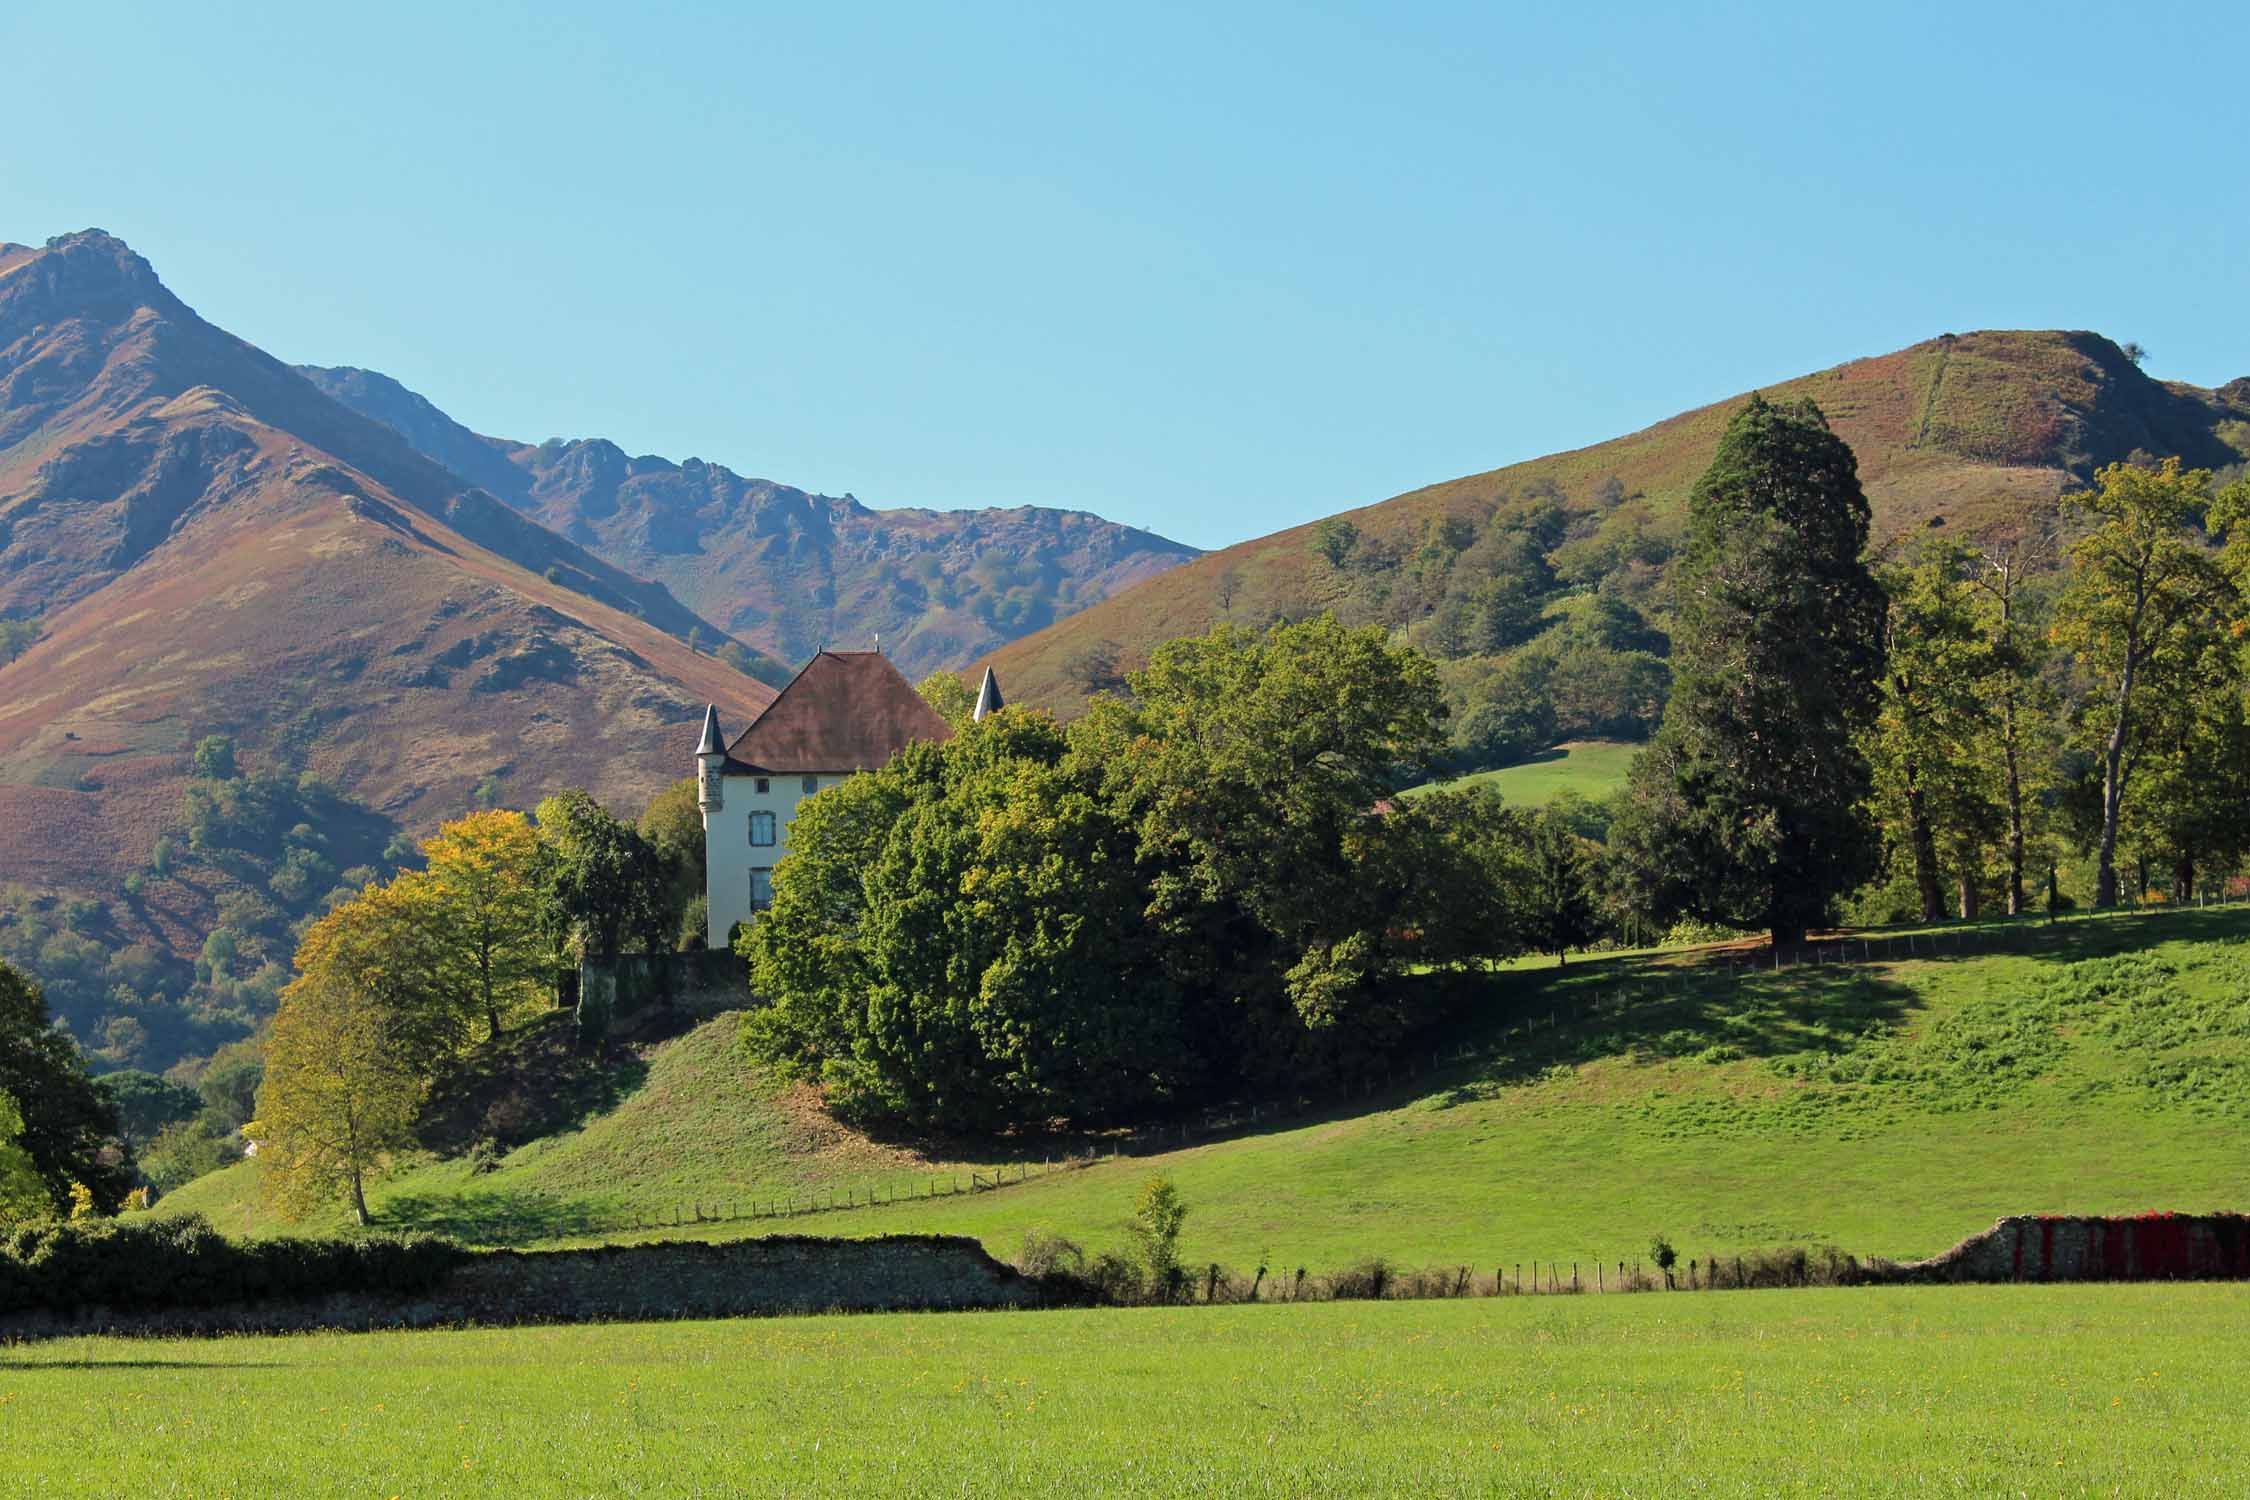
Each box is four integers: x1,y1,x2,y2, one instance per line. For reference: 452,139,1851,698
695,704,725,756
973,667,1005,722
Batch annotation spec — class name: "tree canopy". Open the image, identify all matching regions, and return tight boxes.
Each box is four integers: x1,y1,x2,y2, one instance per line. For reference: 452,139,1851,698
0,960,128,1214
1610,396,1887,947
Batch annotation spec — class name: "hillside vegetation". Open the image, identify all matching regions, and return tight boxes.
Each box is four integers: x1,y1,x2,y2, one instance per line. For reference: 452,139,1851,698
982,332,2250,737
171,907,2250,1268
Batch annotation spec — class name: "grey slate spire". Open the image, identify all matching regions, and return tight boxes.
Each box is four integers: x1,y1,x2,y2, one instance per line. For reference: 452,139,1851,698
695,703,725,756
972,667,1005,722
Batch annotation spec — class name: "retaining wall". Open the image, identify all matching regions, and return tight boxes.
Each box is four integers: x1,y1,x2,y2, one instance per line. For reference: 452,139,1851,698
1902,1214,2250,1282
0,1233,1034,1341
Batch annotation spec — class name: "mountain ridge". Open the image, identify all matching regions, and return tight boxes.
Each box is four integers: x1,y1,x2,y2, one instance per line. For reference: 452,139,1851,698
300,364,1202,678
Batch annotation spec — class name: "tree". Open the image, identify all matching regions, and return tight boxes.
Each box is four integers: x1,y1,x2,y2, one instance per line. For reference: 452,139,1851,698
191,734,239,781
0,616,41,666
1869,541,2000,920
422,809,549,1038
1085,615,1451,1053
1968,521,2058,915
534,791,667,962
1130,1175,1188,1299
1312,518,1360,569
0,960,130,1215
95,1069,202,1151
2053,460,2236,907
742,712,1186,1131
916,669,977,730
1519,807,1601,964
0,1092,48,1224
1061,640,1127,697
252,945,425,1226
196,1038,265,1130
1213,567,1243,615
1610,396,1887,947
638,778,709,950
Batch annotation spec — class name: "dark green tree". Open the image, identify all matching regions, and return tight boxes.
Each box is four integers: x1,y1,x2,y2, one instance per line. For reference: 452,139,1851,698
1610,396,1887,948
94,1069,202,1151
533,791,668,962
0,960,131,1214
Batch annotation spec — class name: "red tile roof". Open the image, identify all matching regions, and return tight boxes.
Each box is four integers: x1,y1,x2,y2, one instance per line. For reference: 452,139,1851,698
723,650,954,773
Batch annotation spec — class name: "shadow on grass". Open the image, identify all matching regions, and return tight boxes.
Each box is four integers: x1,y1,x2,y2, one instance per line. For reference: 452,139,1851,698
418,1012,652,1157
0,1358,285,1370
376,1189,612,1246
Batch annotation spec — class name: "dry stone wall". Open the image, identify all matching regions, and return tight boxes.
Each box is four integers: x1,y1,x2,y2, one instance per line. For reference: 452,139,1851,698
1901,1214,2250,1282
0,1233,1034,1341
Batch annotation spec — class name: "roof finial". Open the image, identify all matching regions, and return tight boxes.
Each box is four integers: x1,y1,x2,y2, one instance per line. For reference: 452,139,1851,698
874,631,881,656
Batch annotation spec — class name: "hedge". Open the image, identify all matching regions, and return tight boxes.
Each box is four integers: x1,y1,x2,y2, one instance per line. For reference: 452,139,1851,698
0,1213,466,1318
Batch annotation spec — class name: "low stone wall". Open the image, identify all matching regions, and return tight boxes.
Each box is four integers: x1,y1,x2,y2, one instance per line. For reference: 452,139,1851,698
0,1234,1034,1341
1900,1214,2250,1282
577,951,752,1043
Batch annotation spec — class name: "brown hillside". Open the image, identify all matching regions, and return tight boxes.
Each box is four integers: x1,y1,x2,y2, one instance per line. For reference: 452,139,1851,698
982,330,2250,708
300,366,1200,679
0,232,775,907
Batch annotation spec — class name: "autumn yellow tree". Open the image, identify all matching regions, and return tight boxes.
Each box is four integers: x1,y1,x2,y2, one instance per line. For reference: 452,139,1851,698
251,881,450,1224
0,1091,50,1226
422,809,549,1038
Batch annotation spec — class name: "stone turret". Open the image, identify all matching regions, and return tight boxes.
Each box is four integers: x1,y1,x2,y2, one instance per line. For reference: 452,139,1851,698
695,704,726,811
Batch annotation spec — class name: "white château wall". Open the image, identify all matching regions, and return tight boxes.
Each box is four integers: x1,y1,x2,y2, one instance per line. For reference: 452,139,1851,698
699,768,852,949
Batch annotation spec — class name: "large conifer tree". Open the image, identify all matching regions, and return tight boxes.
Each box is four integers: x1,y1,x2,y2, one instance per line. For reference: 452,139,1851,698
1611,396,1886,948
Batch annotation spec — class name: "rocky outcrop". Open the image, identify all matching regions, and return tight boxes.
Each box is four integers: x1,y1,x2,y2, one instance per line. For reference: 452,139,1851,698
1895,1214,2250,1283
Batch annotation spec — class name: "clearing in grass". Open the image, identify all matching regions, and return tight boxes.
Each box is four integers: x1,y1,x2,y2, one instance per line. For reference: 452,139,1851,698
1403,738,1640,806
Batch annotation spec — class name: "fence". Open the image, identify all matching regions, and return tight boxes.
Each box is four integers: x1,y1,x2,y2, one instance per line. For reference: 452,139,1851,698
520,1157,1079,1239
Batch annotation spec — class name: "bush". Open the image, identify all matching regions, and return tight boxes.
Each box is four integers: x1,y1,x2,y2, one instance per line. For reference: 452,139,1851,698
0,1213,466,1319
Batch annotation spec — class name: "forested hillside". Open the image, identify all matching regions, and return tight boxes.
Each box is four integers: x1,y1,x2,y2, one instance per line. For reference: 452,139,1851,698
983,332,2250,774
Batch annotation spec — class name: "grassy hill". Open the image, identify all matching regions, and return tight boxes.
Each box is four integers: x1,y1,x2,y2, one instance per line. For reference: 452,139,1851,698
172,907,2250,1270
1403,738,1640,806
979,330,2250,713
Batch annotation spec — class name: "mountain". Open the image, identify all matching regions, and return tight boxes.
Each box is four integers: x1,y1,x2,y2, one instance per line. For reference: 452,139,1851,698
980,330,2250,713
0,230,779,932
301,366,1202,679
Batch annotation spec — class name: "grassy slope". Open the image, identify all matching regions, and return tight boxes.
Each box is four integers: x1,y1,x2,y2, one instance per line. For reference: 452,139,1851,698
163,1012,1006,1243
982,330,2250,711
172,908,2250,1273
9,1287,2249,1496
1402,738,1640,806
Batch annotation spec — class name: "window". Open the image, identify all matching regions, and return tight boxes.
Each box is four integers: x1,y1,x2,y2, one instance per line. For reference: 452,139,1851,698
750,868,774,910
754,777,770,794
801,774,819,795
749,811,776,847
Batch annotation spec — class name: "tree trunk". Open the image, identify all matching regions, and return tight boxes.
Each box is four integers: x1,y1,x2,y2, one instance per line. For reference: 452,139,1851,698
1904,766,1942,922
2172,854,2195,906
2095,661,2135,909
1770,923,1805,953
1956,868,1979,921
2001,692,2026,916
351,1168,371,1228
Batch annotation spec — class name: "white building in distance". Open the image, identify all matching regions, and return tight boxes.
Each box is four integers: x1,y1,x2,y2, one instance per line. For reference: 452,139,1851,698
694,650,973,948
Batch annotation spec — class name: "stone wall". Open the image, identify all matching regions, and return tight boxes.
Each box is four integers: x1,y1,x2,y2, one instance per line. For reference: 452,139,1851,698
577,950,751,1043
1901,1214,2250,1282
0,1233,1034,1341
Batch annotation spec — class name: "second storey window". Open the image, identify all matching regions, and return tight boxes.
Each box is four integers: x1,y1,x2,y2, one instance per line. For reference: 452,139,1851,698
802,774,819,794
749,811,776,847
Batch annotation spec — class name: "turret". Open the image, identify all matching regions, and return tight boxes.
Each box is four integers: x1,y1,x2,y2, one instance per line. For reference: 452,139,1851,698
695,704,726,811
972,667,1005,722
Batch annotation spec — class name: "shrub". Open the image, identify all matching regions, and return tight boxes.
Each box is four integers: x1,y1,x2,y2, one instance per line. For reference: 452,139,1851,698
0,1213,465,1319
1130,1176,1188,1300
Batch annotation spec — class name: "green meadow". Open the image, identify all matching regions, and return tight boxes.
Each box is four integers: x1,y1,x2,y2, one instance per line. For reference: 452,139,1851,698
163,907,2250,1280
1403,738,1642,806
6,1285,2244,1497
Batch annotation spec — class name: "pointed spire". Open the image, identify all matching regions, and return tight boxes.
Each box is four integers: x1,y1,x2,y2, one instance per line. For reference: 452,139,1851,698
972,667,1005,722
695,704,725,757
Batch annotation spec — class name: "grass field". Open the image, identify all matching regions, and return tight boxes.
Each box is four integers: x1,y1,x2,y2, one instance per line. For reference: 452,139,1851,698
5,1285,2245,1496
166,907,2250,1281
1403,738,1641,806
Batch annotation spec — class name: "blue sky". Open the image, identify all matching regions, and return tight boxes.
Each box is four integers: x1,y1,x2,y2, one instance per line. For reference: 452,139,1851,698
6,2,2245,549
